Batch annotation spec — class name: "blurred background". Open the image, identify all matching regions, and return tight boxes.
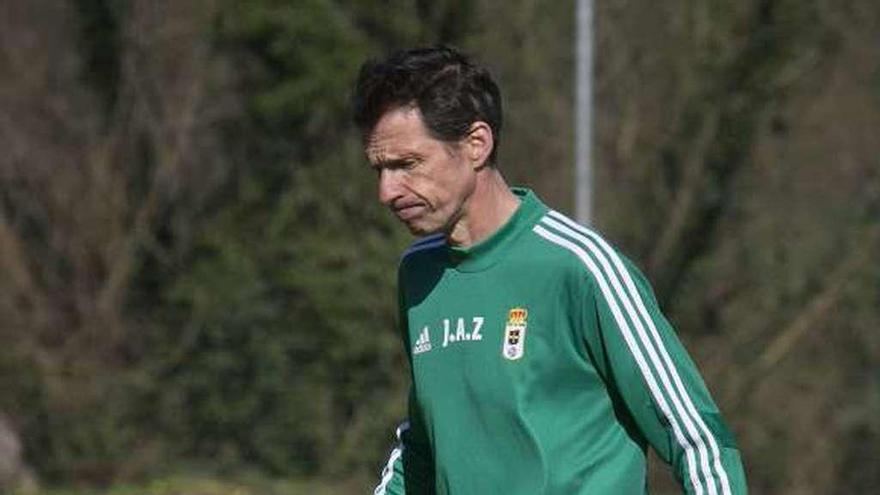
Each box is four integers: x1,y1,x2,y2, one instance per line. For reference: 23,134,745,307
0,0,878,494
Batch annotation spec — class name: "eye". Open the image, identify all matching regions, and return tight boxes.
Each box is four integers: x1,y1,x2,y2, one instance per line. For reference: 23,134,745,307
387,160,417,171
401,158,422,170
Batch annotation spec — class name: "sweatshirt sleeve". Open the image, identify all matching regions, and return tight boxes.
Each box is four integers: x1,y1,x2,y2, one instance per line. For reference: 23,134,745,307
372,391,436,495
373,265,436,495
580,249,747,494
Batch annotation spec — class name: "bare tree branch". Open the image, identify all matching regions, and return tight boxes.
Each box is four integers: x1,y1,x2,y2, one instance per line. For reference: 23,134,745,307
648,107,720,275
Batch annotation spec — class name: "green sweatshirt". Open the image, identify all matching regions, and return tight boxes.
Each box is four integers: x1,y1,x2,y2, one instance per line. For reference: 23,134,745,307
374,188,747,495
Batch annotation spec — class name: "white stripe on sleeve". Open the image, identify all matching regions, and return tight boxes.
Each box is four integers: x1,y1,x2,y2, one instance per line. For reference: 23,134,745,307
546,211,732,495
374,421,410,495
532,224,706,495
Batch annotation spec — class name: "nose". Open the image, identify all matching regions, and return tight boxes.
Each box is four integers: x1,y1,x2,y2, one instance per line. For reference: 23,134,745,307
378,169,403,206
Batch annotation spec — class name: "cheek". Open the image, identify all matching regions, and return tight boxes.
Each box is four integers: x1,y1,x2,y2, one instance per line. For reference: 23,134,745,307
428,174,460,207
412,156,470,208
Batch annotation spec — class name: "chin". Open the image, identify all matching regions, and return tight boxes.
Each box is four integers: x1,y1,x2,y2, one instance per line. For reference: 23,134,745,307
406,225,433,237
405,221,443,237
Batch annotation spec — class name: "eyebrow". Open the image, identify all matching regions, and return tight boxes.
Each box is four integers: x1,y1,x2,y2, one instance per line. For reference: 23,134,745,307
372,154,420,170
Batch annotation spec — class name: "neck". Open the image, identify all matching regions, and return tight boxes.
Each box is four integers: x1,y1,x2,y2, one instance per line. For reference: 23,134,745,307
447,167,520,248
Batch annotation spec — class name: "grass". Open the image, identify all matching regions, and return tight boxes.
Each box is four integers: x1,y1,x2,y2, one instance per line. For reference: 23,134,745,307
14,475,362,495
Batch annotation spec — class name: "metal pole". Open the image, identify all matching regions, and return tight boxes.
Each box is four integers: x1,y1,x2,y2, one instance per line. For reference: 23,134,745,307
575,0,594,224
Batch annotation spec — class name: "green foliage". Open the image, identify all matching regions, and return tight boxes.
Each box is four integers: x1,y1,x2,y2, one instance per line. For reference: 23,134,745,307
128,0,435,479
217,0,372,136
143,151,410,475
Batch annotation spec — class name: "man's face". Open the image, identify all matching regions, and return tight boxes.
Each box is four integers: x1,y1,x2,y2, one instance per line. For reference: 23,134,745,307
365,106,476,236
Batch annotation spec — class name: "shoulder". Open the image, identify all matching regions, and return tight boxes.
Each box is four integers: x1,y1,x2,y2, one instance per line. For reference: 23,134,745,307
528,210,641,288
397,234,447,304
401,233,445,258
398,233,446,272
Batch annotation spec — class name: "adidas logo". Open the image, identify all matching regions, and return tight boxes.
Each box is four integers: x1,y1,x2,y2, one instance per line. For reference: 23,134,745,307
413,327,432,355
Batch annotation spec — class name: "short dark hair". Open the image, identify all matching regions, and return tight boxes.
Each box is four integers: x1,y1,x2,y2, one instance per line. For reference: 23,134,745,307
352,46,503,164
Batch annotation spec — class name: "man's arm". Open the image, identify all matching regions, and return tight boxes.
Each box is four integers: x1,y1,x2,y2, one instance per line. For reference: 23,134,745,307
576,237,747,494
374,262,435,495
373,391,435,495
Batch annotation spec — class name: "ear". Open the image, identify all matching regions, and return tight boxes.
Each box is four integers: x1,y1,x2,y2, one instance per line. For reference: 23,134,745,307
463,121,494,169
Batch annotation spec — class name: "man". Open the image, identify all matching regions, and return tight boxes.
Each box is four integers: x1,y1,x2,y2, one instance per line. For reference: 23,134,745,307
353,46,747,494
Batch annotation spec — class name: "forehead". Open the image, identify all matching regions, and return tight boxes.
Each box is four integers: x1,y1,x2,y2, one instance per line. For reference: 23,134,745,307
365,106,435,163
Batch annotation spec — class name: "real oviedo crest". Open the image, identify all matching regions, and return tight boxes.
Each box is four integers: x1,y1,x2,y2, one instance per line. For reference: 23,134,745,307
502,307,528,361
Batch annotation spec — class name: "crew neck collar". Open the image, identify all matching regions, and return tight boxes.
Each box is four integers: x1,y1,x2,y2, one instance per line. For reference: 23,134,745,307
446,188,546,272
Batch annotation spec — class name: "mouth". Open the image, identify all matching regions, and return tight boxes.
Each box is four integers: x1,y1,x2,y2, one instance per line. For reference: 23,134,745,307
393,203,426,221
